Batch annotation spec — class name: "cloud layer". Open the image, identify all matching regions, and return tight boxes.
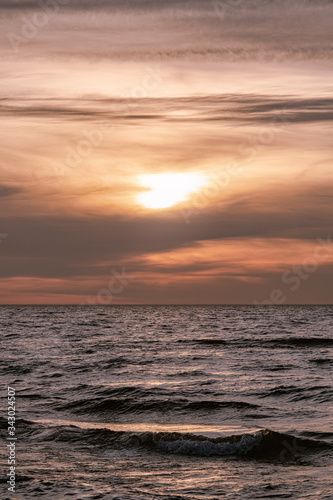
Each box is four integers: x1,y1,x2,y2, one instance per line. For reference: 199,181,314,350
0,0,332,303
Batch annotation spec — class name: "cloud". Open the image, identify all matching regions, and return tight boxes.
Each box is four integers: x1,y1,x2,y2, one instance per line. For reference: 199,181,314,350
1,0,332,10
0,181,332,280
1,0,332,62
2,95,333,124
0,0,332,303
0,185,22,197
1,261,333,304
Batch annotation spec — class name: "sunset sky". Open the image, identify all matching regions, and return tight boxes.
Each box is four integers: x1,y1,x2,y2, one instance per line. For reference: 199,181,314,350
0,0,332,304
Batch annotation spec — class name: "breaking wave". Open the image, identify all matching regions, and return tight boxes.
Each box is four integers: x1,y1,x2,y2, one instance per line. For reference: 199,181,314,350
4,418,331,460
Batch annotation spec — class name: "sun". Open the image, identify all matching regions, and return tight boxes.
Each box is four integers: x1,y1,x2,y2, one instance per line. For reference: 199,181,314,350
137,172,207,209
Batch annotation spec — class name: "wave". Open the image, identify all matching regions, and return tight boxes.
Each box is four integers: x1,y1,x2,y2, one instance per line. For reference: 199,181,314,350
142,429,331,459
192,339,227,346
183,337,333,348
56,397,261,415
300,430,333,440
309,358,333,365
264,338,333,348
167,369,208,378
4,418,330,460
257,384,333,402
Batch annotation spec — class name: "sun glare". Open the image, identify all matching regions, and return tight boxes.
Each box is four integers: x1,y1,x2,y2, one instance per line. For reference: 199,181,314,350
137,173,207,209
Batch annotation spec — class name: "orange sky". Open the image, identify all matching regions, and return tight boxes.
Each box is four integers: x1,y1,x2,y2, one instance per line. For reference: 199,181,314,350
0,0,332,303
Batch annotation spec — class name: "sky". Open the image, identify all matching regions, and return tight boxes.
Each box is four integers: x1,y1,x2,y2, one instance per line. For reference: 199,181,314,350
0,0,332,304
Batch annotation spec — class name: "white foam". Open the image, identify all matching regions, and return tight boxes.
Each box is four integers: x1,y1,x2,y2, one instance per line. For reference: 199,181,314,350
153,431,264,456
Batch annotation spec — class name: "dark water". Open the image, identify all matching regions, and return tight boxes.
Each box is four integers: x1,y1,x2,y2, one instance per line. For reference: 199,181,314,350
1,305,333,499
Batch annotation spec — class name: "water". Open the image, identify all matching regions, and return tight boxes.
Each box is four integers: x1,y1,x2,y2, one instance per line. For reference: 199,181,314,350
1,305,333,499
